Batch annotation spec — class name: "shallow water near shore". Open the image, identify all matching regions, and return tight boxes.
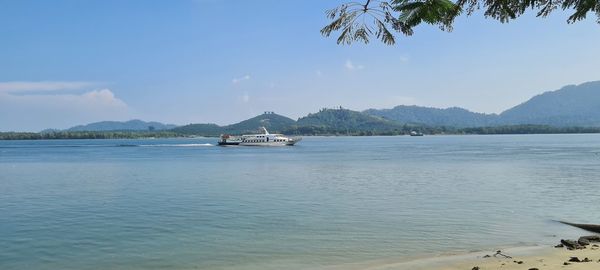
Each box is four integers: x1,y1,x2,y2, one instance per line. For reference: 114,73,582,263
2,134,600,270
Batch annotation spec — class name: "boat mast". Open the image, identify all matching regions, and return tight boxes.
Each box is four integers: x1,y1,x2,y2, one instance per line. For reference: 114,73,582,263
261,127,269,135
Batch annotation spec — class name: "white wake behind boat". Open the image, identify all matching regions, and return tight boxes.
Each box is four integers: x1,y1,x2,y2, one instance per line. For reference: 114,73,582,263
218,127,301,146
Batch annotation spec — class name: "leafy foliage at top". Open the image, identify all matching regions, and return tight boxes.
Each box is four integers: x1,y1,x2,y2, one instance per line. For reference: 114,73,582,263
321,0,600,45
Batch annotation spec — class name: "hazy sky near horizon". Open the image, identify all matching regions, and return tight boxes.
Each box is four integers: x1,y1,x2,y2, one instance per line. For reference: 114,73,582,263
1,0,600,131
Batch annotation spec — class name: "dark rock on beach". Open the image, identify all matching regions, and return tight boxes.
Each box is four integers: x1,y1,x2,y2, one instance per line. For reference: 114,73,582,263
579,237,591,246
581,235,600,242
557,235,600,250
567,256,591,262
561,239,584,250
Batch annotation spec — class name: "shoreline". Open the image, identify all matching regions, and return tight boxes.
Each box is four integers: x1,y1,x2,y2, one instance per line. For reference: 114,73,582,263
324,244,600,270
1,133,600,141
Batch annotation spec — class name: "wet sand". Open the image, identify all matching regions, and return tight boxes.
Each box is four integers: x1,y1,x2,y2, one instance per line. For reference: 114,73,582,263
353,245,600,270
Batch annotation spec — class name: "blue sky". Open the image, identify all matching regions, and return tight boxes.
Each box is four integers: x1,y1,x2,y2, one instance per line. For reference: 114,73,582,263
1,0,599,131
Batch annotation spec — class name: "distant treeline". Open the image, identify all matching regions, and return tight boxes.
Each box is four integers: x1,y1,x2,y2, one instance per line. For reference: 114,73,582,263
280,125,456,136
2,125,600,140
458,125,600,135
0,131,184,140
282,125,600,136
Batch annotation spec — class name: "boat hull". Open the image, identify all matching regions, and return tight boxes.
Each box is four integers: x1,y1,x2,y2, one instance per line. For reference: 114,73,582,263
217,142,240,146
238,141,299,146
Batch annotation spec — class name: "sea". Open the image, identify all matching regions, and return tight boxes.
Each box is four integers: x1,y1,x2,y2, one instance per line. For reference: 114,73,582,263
1,134,600,270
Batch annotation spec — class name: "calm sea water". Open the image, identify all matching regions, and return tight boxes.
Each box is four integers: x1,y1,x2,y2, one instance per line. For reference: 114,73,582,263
1,135,600,270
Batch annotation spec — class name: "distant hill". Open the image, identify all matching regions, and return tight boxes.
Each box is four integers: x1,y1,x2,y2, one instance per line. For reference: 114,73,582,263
224,112,296,134
364,105,498,127
67,120,177,131
364,81,600,127
499,81,600,126
170,123,223,137
170,110,424,136
55,80,600,137
285,108,416,135
171,112,297,136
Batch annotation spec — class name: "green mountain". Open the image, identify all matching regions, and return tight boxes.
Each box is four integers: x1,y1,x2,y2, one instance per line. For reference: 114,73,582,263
364,81,600,127
170,110,425,136
224,112,296,134
171,112,296,136
67,120,177,131
58,80,600,137
499,81,600,126
364,105,498,127
284,108,416,135
170,123,223,137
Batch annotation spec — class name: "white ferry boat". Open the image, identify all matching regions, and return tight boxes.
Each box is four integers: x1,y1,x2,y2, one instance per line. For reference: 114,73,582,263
218,127,301,146
410,131,424,136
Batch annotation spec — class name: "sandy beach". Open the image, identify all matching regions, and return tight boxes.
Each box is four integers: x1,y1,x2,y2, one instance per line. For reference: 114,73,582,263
351,245,600,270
438,248,600,270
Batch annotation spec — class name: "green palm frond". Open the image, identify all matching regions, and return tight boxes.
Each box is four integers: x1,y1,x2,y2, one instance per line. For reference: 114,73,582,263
375,19,396,44
563,0,599,22
320,1,400,45
394,0,458,30
322,0,600,46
